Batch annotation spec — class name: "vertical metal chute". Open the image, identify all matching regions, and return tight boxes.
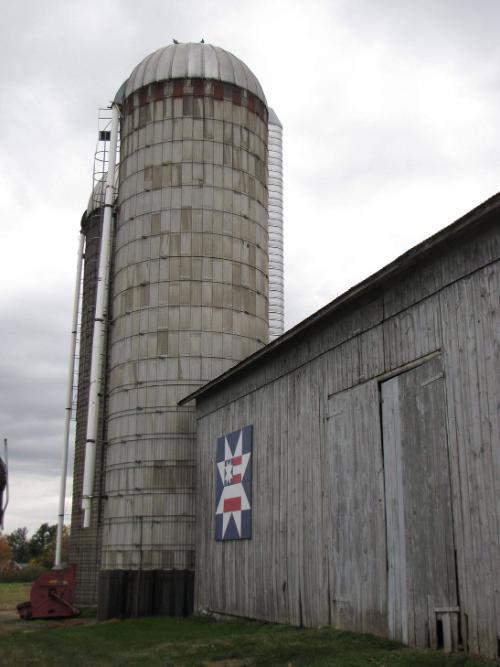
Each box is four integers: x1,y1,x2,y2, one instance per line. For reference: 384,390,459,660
81,102,120,529
54,231,85,567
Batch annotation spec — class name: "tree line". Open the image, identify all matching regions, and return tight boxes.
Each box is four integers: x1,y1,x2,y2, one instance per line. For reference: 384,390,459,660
1,523,69,569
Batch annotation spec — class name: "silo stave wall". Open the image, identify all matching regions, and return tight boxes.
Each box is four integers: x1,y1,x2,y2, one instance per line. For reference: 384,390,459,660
99,77,269,587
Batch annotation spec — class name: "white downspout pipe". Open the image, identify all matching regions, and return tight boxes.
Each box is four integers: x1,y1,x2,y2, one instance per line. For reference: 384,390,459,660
54,230,85,568
82,103,119,529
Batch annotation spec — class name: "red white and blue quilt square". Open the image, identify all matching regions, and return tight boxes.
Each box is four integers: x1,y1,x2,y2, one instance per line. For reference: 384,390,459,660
215,425,252,541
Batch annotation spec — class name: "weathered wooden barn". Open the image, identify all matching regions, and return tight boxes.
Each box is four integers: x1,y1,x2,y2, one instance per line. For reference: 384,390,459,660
183,194,500,660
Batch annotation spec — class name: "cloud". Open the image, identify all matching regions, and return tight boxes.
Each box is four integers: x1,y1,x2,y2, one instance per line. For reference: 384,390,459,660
2,470,71,535
0,290,74,531
2,0,500,533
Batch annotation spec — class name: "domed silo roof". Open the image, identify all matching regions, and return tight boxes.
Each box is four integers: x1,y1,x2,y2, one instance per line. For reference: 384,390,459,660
120,42,266,105
268,107,282,128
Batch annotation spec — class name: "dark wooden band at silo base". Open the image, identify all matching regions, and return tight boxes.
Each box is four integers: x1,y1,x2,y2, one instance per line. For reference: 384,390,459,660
97,569,194,620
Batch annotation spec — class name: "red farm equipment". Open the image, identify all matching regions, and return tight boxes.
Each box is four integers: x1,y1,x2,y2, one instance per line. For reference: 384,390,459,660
17,564,80,620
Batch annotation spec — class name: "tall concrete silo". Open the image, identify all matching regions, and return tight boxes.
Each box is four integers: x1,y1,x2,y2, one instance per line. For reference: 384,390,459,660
70,42,279,615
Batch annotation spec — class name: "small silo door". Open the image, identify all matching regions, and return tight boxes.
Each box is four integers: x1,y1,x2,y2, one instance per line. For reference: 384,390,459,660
381,355,458,650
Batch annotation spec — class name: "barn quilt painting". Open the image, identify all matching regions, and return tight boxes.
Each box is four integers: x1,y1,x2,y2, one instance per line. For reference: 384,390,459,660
215,425,252,541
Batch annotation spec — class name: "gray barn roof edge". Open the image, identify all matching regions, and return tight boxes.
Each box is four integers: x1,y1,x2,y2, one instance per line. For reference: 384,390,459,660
179,190,500,406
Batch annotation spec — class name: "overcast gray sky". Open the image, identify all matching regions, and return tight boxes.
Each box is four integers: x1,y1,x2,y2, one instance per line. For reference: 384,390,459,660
2,0,500,535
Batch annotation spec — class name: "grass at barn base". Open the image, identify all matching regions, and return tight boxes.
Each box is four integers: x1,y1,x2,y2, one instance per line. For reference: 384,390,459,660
0,610,495,667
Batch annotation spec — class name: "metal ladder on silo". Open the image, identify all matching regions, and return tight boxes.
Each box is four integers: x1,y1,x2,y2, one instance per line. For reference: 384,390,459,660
92,107,121,210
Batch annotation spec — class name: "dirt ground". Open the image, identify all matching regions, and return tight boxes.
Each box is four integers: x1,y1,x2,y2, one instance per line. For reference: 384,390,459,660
0,606,90,636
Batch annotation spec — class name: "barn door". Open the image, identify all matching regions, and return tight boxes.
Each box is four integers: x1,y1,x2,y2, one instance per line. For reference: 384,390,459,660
325,381,387,636
381,356,458,650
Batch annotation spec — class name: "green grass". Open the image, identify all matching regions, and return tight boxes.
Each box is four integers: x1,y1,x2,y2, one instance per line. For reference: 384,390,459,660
0,613,496,667
0,583,31,611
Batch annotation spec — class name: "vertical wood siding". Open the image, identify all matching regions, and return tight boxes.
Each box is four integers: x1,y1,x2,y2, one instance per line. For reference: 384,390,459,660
382,356,458,648
440,266,500,657
195,222,500,659
325,381,387,635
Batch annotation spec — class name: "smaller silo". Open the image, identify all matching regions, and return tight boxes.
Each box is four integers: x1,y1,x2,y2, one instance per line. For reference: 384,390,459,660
69,191,112,604
267,109,284,339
